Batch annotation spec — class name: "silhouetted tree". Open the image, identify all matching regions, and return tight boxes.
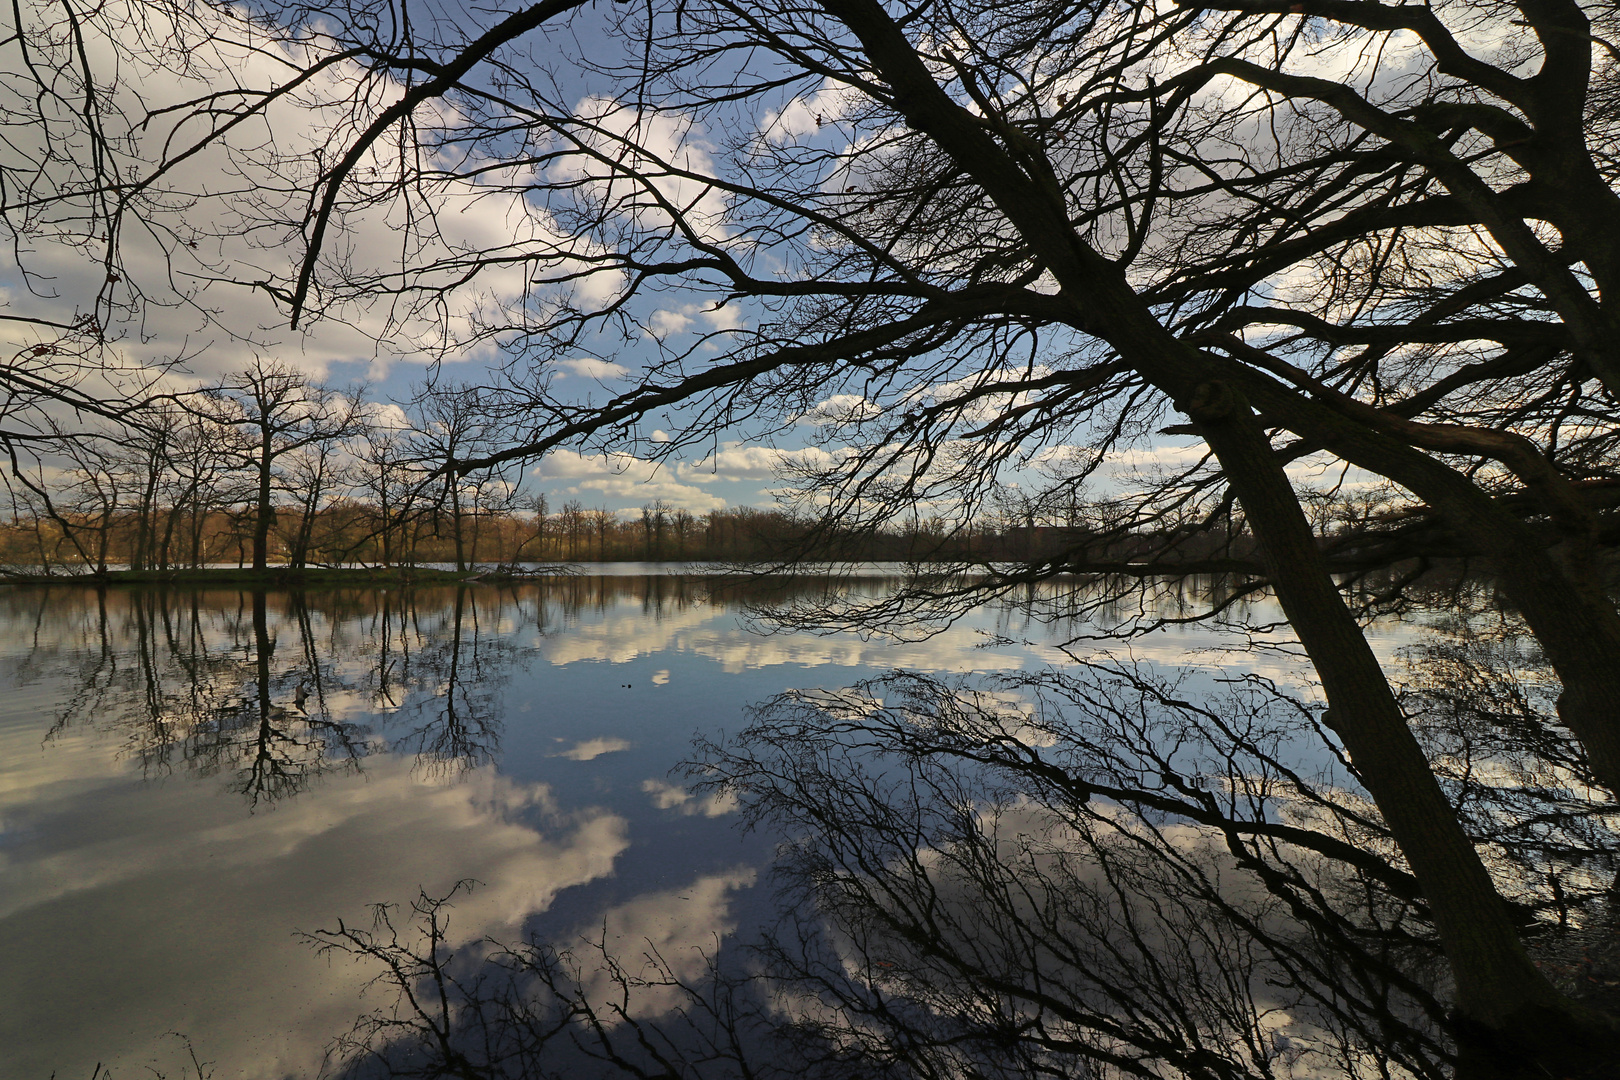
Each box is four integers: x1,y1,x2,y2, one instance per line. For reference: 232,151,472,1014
198,360,364,571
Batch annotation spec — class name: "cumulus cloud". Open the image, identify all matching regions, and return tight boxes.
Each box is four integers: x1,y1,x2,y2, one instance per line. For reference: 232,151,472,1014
758,81,863,144
643,301,745,340
799,393,881,426
646,307,695,338
556,358,631,380
361,399,413,433
676,443,848,483
534,449,725,512
554,96,732,248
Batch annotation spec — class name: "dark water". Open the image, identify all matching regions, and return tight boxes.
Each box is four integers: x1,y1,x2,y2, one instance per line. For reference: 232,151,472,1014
0,572,1422,1079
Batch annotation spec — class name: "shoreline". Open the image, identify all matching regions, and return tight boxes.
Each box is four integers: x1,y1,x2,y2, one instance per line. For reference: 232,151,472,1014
0,566,574,587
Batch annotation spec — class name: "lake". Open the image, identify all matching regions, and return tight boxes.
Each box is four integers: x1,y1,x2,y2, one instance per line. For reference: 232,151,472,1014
0,570,1434,1079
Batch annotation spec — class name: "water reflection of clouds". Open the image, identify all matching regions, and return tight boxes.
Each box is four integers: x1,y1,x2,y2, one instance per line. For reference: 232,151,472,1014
0,724,629,1080
556,736,634,760
578,867,758,1019
642,777,740,817
540,599,720,666
539,596,1034,673
692,626,1030,673
534,586,1426,688
0,578,1465,1079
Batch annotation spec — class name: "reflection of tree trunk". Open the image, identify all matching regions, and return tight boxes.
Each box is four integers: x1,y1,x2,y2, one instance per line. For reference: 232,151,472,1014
247,589,277,801
134,592,168,755
292,590,326,711
376,591,393,705
96,586,110,668
446,587,465,735
254,591,272,718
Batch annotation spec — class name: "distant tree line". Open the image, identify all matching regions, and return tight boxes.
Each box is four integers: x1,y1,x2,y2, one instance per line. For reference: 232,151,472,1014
4,357,1187,571
0,472,1266,571
6,357,1310,574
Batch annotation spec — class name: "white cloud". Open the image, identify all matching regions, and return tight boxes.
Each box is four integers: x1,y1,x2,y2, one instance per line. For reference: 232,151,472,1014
556,358,631,380
554,96,732,249
676,443,847,482
534,449,726,512
698,302,744,332
646,307,695,338
361,399,413,433
643,301,745,341
800,393,881,426
758,81,862,144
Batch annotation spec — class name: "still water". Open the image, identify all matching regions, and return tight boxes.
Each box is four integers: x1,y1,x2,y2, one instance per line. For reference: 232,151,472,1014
0,571,1424,1079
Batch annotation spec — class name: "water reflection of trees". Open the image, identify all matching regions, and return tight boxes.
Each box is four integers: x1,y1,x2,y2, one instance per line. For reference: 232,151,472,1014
14,578,1612,1075
9,575,930,804
312,622,1619,1080
17,585,563,803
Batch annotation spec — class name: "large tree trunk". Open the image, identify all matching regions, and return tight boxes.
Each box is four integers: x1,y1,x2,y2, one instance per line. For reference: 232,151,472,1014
1231,375,1620,796
817,0,1619,1065
253,431,274,572
450,478,466,572
1186,382,1612,1074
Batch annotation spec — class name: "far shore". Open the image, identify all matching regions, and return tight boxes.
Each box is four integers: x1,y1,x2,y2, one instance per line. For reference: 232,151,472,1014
0,565,578,588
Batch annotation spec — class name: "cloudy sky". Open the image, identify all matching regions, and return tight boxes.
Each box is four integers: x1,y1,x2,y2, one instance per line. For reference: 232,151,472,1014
0,0,902,514
0,0,1455,517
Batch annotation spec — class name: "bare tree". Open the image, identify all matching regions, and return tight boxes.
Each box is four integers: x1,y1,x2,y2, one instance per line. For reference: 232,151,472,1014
197,360,364,572
410,384,499,572
14,422,137,573
8,0,1620,1066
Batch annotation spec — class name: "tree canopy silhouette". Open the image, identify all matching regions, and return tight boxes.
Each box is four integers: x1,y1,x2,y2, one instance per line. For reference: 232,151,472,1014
6,0,1620,1071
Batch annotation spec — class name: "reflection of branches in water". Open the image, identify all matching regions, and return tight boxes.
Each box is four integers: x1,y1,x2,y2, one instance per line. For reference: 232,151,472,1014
1398,616,1620,1013
385,589,517,778
311,883,791,1080
700,668,1457,1079
313,658,1620,1079
22,588,375,804
18,584,629,800
12,586,554,800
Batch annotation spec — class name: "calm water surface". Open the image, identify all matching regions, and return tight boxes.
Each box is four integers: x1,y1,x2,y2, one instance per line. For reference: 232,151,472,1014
0,571,1426,1079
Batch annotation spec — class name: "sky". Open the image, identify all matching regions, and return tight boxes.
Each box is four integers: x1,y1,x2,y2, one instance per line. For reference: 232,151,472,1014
0,0,1506,519
0,0,945,516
